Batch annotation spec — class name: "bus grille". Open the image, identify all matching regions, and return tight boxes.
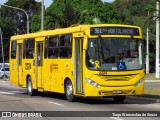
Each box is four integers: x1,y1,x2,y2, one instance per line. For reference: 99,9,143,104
97,74,138,81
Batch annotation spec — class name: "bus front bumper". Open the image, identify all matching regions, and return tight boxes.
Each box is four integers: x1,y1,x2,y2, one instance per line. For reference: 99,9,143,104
83,82,144,97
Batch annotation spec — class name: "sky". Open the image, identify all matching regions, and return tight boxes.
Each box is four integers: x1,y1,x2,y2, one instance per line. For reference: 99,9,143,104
0,0,114,8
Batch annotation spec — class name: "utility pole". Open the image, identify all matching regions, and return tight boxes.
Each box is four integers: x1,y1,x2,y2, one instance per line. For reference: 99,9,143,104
0,28,6,80
155,1,159,78
41,0,44,30
146,11,150,74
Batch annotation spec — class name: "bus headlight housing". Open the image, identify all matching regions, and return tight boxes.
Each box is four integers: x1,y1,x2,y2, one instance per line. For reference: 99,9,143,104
134,78,144,86
86,78,100,88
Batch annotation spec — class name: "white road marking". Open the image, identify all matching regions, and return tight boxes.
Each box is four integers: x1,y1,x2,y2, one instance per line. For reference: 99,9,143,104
0,91,25,95
10,91,25,93
110,117,124,120
1,83,10,86
0,91,15,95
48,101,64,106
0,81,10,85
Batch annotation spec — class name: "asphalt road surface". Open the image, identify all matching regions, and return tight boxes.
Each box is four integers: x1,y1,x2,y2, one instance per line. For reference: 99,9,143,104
145,82,160,89
0,80,160,120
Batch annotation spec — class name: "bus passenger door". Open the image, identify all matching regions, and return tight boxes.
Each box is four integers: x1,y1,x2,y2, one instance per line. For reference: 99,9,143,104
36,42,43,88
17,43,23,86
74,38,84,94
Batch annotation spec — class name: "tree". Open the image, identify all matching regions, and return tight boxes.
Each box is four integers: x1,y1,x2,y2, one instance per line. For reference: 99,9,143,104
31,0,119,31
1,0,41,34
113,0,158,72
31,1,84,31
0,0,41,61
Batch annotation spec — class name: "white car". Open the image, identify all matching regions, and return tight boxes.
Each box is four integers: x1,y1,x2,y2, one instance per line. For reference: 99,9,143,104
0,67,10,79
0,63,9,68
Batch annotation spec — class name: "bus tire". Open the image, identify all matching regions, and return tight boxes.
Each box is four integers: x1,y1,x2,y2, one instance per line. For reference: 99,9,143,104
27,77,37,96
113,96,126,103
65,80,76,102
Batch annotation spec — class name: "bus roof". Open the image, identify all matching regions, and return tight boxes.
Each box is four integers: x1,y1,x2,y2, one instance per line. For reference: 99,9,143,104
10,24,141,40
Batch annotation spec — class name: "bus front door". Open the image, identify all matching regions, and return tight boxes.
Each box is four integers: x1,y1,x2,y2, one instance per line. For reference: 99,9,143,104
74,38,84,94
17,43,23,86
36,42,43,89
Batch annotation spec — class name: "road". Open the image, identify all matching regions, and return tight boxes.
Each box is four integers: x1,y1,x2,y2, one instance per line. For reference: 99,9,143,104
0,80,160,120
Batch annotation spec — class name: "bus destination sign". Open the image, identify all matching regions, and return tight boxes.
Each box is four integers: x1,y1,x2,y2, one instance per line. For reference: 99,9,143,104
90,27,139,36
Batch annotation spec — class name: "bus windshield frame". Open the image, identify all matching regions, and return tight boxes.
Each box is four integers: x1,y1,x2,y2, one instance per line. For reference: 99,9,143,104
86,37,144,71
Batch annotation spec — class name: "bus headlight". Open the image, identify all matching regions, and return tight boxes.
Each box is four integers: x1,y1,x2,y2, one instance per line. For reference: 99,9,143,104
134,78,144,86
86,78,100,88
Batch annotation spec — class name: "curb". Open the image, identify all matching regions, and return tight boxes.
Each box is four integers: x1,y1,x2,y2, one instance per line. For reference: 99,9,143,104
127,95,160,103
145,80,160,82
0,78,9,81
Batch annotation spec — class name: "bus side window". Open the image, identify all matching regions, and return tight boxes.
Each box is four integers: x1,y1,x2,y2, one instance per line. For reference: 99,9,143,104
48,36,59,59
11,41,17,59
26,50,34,58
60,49,68,58
48,49,58,58
59,34,72,58
24,38,35,59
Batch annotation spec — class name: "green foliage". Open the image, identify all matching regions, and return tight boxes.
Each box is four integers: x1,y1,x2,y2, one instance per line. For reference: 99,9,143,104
113,0,158,65
1,0,41,34
0,0,41,61
31,0,118,31
31,15,41,32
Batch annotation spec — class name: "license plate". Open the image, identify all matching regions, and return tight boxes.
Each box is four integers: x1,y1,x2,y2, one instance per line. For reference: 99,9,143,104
112,90,122,94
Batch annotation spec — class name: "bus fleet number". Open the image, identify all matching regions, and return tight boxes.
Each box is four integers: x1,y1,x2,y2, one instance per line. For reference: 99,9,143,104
99,71,107,75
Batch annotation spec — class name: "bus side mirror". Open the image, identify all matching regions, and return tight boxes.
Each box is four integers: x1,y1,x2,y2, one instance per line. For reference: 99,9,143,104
83,38,88,50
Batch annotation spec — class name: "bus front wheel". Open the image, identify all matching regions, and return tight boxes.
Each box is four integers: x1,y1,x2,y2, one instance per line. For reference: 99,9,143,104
113,96,126,103
65,80,76,102
27,77,37,96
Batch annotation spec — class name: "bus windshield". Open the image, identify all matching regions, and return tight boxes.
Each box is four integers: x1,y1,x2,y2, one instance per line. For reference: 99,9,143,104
86,38,144,71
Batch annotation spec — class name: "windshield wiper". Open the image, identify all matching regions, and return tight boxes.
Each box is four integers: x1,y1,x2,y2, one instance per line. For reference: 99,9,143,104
95,35,104,64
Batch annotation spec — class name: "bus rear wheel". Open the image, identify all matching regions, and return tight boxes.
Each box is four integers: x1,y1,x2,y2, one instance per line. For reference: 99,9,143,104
27,77,37,96
113,96,126,103
65,80,76,102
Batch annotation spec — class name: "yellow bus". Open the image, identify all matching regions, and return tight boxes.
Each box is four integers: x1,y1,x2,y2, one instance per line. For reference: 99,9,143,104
10,24,144,102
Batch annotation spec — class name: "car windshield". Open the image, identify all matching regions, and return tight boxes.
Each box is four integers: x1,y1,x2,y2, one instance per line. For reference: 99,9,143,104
86,38,144,70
